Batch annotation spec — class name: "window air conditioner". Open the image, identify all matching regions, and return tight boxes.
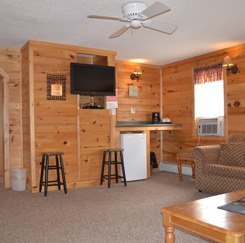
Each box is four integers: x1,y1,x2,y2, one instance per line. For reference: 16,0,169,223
198,117,224,136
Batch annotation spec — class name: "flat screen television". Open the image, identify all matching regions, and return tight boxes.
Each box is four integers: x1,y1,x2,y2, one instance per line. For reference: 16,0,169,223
70,62,116,96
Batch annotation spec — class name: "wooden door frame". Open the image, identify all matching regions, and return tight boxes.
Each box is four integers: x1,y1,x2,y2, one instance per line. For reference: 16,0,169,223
0,68,9,188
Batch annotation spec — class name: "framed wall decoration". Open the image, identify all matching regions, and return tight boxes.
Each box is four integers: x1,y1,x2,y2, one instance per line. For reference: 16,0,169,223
47,74,66,100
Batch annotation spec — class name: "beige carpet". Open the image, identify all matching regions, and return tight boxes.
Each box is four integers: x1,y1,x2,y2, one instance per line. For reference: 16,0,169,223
0,172,212,243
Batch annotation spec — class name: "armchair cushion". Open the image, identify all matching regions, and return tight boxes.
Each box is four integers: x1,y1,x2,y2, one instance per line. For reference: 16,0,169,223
204,164,245,180
218,143,245,166
228,133,245,143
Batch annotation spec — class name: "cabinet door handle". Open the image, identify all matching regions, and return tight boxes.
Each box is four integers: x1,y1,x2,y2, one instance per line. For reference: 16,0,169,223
64,141,67,145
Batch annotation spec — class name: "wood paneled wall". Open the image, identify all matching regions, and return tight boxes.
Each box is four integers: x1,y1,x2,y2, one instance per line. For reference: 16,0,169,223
0,47,22,178
21,43,33,189
31,43,78,190
1,40,245,190
116,61,162,162
116,61,161,121
161,44,245,163
21,40,117,191
0,45,162,190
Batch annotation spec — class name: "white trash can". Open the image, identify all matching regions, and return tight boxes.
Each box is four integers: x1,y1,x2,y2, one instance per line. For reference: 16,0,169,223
10,168,27,191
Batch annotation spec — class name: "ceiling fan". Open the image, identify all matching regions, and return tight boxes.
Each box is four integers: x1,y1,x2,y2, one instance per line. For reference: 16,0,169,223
87,1,178,39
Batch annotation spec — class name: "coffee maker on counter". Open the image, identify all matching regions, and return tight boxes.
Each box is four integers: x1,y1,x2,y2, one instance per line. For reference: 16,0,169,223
152,112,160,124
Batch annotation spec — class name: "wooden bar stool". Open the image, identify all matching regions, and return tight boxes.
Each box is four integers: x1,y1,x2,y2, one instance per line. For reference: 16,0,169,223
39,152,67,196
176,152,195,181
100,148,127,188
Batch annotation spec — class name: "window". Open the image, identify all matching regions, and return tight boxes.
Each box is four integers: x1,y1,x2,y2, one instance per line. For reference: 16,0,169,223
194,64,224,118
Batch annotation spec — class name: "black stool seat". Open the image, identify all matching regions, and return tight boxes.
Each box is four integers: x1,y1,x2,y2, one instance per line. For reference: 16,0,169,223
100,148,127,188
39,151,67,196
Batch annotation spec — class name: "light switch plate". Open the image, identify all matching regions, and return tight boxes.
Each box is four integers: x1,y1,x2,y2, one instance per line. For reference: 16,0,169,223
129,85,138,97
130,107,136,113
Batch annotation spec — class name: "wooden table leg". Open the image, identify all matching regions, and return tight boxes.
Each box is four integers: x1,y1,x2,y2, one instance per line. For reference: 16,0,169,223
191,161,195,179
176,153,195,181
163,213,175,243
177,160,183,181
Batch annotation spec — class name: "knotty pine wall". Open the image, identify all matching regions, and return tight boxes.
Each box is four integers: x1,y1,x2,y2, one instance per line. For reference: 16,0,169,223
0,47,22,181
21,40,117,191
161,43,245,163
1,41,245,190
116,61,162,162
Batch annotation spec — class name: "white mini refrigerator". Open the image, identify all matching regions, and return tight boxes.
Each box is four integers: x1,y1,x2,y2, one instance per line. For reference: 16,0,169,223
120,132,147,181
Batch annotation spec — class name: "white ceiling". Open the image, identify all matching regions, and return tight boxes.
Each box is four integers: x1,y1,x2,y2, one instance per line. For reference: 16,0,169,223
1,0,245,65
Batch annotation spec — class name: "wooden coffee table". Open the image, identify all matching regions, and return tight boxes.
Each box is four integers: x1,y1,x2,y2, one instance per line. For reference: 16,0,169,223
161,190,245,243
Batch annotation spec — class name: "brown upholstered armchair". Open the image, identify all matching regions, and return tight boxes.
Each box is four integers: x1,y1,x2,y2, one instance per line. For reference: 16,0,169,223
193,133,245,194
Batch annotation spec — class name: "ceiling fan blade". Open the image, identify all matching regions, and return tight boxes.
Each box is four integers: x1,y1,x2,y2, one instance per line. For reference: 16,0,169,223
109,26,130,39
87,15,120,21
141,2,170,20
142,21,178,34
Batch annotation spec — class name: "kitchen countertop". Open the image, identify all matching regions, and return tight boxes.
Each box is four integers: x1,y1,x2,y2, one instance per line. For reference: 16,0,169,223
116,121,182,127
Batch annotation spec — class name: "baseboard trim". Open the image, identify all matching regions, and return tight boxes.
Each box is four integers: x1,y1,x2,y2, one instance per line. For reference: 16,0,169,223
159,162,192,176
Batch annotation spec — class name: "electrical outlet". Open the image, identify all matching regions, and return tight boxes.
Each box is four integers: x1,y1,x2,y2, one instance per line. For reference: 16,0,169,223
131,107,136,113
111,108,116,116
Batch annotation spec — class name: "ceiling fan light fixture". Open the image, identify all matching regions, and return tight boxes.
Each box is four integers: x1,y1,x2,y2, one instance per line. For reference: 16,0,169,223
88,1,177,38
122,2,148,19
131,19,141,28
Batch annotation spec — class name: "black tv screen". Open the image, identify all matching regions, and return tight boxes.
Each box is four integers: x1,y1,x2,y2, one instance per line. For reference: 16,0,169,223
70,62,116,96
